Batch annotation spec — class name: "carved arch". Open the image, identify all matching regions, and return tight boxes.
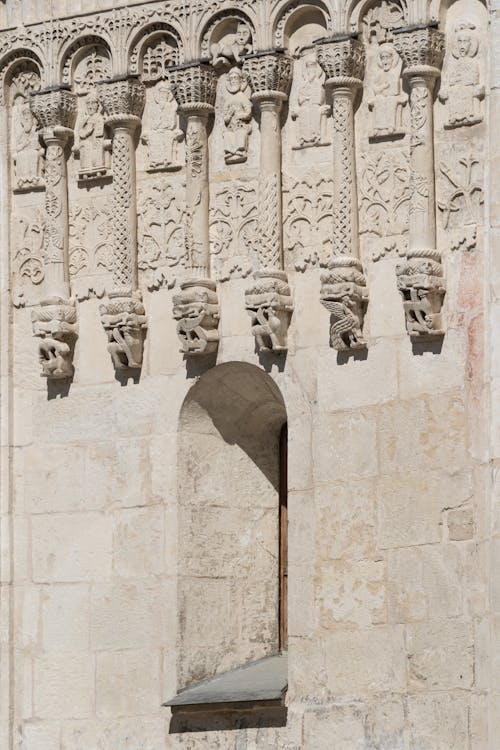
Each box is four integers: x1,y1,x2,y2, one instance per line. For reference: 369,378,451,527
60,34,113,88
128,23,183,78
0,50,43,105
429,0,488,25
272,0,333,51
198,7,257,61
347,0,408,35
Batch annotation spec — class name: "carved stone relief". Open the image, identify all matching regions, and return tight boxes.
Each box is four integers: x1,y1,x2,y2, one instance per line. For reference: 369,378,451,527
141,34,179,82
367,44,407,141
137,177,187,290
31,298,77,379
10,68,44,192
68,202,114,300
141,81,183,172
71,47,112,183
359,149,411,242
12,210,45,307
363,0,406,43
283,174,333,271
207,19,253,69
439,22,484,129
438,153,484,252
210,183,258,282
221,68,252,165
290,54,330,150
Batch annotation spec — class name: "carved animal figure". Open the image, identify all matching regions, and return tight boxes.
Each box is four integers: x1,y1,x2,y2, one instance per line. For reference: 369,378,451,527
249,303,284,351
210,23,252,67
38,338,72,379
322,296,364,350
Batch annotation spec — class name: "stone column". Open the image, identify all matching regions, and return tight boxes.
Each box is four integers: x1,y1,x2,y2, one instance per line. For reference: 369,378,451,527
394,25,446,339
242,51,293,352
97,76,147,370
316,35,368,351
169,63,219,356
30,87,78,379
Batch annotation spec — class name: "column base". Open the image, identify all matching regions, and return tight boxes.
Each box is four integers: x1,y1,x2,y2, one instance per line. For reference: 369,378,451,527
245,270,293,353
173,279,219,356
320,256,368,351
396,249,446,339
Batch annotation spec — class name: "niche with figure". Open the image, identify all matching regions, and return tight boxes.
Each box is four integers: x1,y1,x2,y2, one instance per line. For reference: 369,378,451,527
177,362,287,690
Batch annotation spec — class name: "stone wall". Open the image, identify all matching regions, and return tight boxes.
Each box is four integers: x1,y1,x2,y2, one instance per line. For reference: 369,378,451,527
0,0,497,748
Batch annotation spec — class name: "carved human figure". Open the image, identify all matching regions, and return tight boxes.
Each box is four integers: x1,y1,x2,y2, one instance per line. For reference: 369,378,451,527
439,22,484,128
74,93,109,179
367,44,407,139
210,23,252,68
142,81,183,171
12,100,44,190
290,56,330,149
223,67,252,164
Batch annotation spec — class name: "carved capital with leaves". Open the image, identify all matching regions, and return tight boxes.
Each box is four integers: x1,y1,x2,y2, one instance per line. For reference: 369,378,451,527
169,63,217,115
97,77,145,131
242,51,293,103
315,36,365,88
30,87,77,140
393,25,445,78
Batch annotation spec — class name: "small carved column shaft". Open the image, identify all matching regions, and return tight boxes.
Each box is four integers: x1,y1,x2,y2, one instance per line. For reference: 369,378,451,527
316,36,368,351
30,88,76,298
394,26,445,254
394,26,446,339
170,64,217,279
97,77,145,294
169,64,219,356
242,52,293,352
185,111,211,277
97,77,147,370
29,87,78,379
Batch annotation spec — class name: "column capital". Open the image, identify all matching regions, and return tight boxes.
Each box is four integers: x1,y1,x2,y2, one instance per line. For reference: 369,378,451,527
393,24,445,78
96,76,145,130
242,50,292,103
168,62,217,115
315,35,365,88
29,86,77,139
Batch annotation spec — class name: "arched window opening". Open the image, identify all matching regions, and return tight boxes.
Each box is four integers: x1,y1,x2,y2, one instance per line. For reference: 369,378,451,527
177,363,287,691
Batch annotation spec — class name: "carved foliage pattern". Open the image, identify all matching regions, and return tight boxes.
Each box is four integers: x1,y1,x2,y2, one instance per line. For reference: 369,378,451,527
210,183,258,281
359,150,410,238
283,175,333,271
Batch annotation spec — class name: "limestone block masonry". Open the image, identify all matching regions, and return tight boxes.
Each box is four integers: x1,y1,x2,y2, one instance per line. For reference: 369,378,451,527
0,0,497,749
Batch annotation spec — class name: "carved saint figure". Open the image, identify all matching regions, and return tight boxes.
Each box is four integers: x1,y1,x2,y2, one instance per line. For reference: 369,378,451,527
142,81,183,171
290,56,330,149
439,22,484,128
223,68,252,164
73,93,109,179
210,23,252,68
12,100,44,190
367,44,407,140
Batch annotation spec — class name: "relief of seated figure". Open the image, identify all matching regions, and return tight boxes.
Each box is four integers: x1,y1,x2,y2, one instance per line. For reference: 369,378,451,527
73,92,111,181
367,43,407,141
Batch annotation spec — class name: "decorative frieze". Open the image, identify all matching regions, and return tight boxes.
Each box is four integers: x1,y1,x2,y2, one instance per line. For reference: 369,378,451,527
30,86,78,379
394,25,446,339
97,76,147,369
316,36,369,351
169,63,220,355
242,51,294,352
